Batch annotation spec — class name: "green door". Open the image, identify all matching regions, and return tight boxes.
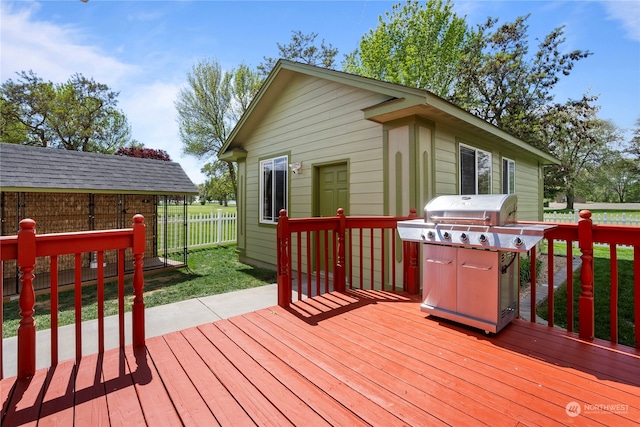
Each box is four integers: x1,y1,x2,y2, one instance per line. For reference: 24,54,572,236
318,163,349,217
316,163,349,273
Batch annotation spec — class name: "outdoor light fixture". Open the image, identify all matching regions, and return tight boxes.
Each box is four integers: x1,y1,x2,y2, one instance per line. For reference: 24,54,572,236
289,161,302,174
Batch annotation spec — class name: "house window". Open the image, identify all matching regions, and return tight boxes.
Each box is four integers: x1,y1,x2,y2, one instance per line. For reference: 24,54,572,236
502,158,515,194
460,144,491,195
260,155,288,223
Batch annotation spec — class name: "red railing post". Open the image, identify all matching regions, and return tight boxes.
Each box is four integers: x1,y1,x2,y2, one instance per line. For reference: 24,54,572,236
277,210,292,307
335,208,346,292
132,214,146,347
403,208,420,295
0,261,3,380
529,245,537,323
17,218,37,378
578,210,595,341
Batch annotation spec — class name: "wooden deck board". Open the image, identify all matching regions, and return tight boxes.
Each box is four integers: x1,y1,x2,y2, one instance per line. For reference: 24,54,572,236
101,348,147,427
2,369,47,427
251,305,491,426
161,329,254,426
182,324,293,426
312,302,561,426
343,294,639,425
123,345,183,427
225,314,405,427
145,334,221,426
37,359,75,426
226,315,371,427
386,298,640,403
250,309,448,426
2,290,639,427
286,294,580,426
199,321,330,426
74,353,110,426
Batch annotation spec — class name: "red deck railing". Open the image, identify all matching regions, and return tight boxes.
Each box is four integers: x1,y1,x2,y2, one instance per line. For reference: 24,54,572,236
276,208,420,307
0,215,146,380
526,210,640,348
277,208,640,349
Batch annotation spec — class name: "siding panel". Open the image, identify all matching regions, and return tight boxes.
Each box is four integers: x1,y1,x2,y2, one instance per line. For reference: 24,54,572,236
240,75,388,266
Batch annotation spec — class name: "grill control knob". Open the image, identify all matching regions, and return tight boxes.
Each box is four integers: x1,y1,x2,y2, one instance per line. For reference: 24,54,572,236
460,233,469,242
513,237,524,248
443,232,451,240
427,230,435,239
479,234,488,244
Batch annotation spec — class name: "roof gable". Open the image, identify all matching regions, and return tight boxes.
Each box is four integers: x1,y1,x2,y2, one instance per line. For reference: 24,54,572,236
0,144,198,194
220,60,558,165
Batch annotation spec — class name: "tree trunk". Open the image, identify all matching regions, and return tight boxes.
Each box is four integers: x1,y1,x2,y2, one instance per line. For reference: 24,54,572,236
565,186,575,210
226,161,237,201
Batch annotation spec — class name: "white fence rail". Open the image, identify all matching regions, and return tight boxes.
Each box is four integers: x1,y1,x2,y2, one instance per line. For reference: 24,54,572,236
159,209,237,252
544,210,640,226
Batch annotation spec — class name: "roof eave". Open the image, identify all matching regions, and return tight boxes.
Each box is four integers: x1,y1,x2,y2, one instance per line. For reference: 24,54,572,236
0,187,199,195
220,60,559,166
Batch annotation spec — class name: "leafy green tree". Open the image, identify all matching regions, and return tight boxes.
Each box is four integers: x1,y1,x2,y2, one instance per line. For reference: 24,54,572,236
175,59,261,198
538,95,621,209
258,30,338,77
201,161,235,206
343,0,470,97
1,71,132,153
231,64,263,120
451,15,592,146
601,155,639,203
624,117,640,169
574,147,639,203
0,98,29,144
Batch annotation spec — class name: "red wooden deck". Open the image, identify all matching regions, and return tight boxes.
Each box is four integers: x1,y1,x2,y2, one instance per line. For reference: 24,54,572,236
2,290,639,426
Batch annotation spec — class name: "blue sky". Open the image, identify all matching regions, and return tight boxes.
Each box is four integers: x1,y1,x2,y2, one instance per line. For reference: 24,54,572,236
2,0,639,185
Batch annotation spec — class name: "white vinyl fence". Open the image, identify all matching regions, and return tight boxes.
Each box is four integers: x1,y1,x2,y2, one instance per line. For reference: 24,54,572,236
159,209,237,252
544,210,640,226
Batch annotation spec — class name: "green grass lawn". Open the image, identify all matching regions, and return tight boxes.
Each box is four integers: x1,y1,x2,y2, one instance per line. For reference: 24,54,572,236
2,245,275,338
536,245,636,348
158,203,237,217
186,203,237,215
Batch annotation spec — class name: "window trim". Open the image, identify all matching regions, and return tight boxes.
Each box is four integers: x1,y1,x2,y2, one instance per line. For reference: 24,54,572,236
259,154,288,224
502,157,516,194
459,143,492,195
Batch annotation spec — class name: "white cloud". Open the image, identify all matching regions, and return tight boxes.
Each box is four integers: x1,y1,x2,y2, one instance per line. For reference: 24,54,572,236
0,2,203,185
0,2,136,85
603,0,640,41
121,81,206,185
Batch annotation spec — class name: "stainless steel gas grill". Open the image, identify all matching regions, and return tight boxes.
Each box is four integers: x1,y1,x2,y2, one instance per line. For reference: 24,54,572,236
397,194,555,333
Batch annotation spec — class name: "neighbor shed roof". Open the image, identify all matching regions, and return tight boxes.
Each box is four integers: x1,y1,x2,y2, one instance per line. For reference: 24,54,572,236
0,143,198,195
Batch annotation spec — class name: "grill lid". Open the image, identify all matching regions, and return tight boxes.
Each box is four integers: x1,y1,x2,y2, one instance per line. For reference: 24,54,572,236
397,194,557,252
425,194,517,226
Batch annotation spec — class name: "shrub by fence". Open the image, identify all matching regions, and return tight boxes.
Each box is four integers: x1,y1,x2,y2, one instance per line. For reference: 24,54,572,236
159,209,237,252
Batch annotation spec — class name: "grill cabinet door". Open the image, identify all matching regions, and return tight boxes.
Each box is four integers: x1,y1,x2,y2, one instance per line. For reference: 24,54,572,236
422,245,457,312
456,248,498,323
